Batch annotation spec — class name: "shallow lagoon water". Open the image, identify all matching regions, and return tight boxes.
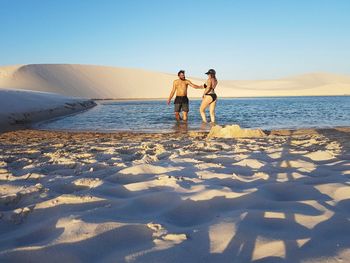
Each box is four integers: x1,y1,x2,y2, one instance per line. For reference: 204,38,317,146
35,96,350,133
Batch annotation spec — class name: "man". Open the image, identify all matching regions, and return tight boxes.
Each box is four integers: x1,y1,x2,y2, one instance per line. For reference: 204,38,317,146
167,70,200,121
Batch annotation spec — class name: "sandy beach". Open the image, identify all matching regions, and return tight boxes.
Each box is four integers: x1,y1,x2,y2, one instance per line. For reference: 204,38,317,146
0,64,349,263
2,0,350,262
1,128,350,262
0,89,96,133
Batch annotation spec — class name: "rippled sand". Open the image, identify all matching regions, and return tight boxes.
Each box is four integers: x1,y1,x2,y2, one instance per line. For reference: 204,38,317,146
1,128,350,262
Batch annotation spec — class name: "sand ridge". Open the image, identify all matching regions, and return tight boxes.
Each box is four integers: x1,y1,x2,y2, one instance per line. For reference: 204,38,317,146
0,128,350,262
0,89,96,132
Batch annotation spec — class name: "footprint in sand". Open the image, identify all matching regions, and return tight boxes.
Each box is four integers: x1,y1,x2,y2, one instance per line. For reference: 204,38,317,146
146,222,187,243
0,183,44,208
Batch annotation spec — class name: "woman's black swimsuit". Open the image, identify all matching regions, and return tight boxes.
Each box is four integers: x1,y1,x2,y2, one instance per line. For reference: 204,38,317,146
204,84,217,102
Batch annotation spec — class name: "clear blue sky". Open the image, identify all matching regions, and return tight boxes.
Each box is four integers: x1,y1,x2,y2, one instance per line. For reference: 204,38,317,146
1,0,349,79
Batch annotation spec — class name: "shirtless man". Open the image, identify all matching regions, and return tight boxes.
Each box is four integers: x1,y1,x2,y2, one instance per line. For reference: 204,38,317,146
167,70,200,121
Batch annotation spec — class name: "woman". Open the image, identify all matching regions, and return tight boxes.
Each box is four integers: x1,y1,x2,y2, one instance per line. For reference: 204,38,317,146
199,69,218,123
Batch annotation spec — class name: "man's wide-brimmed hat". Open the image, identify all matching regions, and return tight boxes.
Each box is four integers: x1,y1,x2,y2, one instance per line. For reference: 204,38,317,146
205,69,216,75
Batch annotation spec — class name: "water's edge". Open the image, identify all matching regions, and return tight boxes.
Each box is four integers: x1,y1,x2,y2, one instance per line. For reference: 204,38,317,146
33,97,350,133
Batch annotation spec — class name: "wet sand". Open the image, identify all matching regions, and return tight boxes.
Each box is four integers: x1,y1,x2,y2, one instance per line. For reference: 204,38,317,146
1,128,350,262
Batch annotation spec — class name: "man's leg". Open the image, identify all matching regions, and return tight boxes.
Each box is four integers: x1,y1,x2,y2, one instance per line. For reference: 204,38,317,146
175,112,181,121
182,103,189,121
174,103,181,121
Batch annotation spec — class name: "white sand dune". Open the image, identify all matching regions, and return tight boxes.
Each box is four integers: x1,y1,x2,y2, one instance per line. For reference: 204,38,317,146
0,89,95,132
1,64,350,99
0,129,350,262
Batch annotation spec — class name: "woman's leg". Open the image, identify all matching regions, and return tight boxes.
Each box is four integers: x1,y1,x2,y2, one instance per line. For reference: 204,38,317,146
209,99,217,123
199,96,213,122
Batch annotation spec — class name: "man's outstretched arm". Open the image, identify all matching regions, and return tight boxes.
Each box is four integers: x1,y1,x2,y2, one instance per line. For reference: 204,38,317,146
186,80,204,89
167,81,177,105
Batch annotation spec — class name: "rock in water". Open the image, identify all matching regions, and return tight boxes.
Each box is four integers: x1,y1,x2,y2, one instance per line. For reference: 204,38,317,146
207,124,266,138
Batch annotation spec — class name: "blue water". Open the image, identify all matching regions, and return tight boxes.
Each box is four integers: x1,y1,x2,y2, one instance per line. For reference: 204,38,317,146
35,97,350,132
